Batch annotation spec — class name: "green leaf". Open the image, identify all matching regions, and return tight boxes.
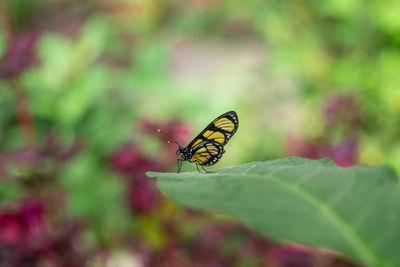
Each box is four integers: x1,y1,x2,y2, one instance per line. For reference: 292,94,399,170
147,157,400,267
60,153,130,242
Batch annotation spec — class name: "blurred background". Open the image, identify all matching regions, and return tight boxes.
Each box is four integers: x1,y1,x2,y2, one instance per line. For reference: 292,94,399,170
1,0,400,266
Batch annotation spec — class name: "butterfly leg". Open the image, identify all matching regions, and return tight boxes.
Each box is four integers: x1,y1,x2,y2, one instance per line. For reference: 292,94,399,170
200,165,210,173
177,159,183,173
196,164,200,173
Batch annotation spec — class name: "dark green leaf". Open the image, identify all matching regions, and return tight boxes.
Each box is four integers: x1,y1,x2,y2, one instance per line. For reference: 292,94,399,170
147,157,400,267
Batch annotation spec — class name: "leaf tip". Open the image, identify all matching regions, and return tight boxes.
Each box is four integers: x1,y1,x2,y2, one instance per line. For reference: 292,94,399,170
146,171,158,178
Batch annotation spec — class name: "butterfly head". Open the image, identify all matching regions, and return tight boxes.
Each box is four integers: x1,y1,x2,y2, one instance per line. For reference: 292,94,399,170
176,146,183,155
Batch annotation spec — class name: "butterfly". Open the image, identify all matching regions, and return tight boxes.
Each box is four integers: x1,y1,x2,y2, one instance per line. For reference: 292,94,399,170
158,111,239,173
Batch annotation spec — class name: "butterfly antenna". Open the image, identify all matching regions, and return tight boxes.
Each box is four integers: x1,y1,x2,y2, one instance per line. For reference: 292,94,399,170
156,129,181,147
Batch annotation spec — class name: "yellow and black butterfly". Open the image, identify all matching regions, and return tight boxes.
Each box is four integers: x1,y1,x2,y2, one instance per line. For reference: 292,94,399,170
158,111,239,173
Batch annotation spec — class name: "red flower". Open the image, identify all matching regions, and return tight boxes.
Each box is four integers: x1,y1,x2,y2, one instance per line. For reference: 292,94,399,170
286,135,330,160
330,138,358,167
199,223,232,249
40,133,82,162
140,118,191,146
0,200,45,247
128,177,161,214
0,200,45,266
110,144,162,175
1,134,81,183
0,199,87,267
286,135,358,167
0,32,38,79
268,243,312,267
324,93,362,129
0,214,21,245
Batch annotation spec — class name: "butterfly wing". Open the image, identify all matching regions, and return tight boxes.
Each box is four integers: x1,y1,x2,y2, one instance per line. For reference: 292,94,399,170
190,141,224,166
187,111,239,151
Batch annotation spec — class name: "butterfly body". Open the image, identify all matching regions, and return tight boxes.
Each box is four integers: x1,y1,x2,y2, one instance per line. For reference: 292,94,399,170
177,142,224,165
176,111,238,173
